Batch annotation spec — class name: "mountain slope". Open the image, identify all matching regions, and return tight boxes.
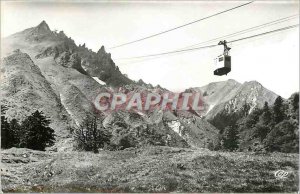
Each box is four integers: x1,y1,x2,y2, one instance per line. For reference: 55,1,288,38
0,50,71,138
1,21,112,127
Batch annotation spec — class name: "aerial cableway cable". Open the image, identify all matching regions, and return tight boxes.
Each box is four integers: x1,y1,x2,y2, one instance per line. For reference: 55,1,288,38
115,15,298,60
228,24,299,43
180,14,298,50
116,44,218,60
115,24,299,62
108,1,254,49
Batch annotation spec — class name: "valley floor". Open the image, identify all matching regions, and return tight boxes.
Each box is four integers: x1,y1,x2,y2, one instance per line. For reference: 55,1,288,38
1,146,298,193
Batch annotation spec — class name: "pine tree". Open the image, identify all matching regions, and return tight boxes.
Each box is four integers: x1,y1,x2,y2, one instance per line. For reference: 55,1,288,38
260,102,272,125
292,93,299,111
244,108,263,128
9,118,21,147
222,124,239,151
273,96,285,124
20,110,55,151
1,105,14,148
253,102,272,141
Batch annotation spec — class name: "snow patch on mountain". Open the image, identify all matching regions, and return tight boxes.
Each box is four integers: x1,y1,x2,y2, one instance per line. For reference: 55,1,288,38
92,77,106,85
167,120,182,136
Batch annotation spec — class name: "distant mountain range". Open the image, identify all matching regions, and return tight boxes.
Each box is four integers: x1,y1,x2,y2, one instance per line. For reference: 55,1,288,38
190,79,278,119
0,21,283,150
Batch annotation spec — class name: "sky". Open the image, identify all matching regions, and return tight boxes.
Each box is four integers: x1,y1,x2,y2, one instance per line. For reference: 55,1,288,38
1,0,299,98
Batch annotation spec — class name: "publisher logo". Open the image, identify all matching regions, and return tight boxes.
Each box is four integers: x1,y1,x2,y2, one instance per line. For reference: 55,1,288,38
274,170,289,179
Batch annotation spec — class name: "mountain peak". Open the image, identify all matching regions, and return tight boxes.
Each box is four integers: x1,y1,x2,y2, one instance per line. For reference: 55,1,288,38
227,79,238,83
243,80,262,87
97,46,106,54
36,20,51,33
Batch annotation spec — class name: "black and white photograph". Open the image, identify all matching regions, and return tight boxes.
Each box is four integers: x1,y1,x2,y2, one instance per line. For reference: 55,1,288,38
0,0,299,193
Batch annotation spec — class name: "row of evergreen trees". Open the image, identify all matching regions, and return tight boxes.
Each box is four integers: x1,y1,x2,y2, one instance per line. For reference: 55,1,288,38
210,94,299,153
1,105,56,151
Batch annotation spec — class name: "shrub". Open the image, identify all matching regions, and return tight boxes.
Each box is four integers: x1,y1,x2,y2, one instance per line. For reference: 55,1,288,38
74,115,111,153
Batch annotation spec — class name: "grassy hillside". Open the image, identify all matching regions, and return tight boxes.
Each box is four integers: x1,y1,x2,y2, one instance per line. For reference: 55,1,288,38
2,147,298,193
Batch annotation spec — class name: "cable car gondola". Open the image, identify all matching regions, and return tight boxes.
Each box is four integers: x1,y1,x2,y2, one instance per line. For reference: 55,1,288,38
214,40,231,76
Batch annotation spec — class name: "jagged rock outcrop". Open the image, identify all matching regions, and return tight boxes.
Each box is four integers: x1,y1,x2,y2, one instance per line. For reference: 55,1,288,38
78,45,132,86
136,79,154,88
3,21,130,87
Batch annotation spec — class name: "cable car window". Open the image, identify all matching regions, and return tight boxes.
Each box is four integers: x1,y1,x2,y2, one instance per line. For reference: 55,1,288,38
219,57,223,62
